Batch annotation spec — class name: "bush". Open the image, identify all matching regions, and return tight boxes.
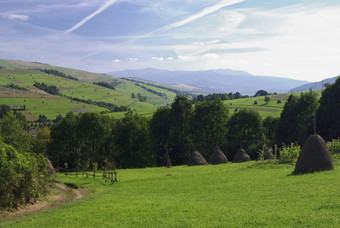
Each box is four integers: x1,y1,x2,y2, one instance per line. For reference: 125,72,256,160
327,138,340,159
277,143,300,163
0,141,47,209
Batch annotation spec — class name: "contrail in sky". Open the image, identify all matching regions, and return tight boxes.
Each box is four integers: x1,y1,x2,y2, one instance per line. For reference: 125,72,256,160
153,0,245,33
64,0,118,34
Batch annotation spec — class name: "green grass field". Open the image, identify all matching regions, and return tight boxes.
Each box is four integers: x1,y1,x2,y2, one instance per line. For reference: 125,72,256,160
1,161,339,227
226,92,322,118
0,63,176,120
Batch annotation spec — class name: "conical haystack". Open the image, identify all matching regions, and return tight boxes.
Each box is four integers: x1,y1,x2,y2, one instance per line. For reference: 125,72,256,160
294,134,333,174
209,145,228,165
232,148,251,163
188,151,208,166
258,145,275,160
45,157,56,175
163,152,172,168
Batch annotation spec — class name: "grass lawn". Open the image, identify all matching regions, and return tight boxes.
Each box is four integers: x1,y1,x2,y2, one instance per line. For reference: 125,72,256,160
1,160,339,227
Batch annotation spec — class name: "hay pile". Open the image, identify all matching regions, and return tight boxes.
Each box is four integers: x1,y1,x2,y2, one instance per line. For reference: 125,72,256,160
188,151,208,166
45,157,56,175
163,152,172,168
294,134,334,174
209,145,228,165
232,148,251,163
258,145,275,160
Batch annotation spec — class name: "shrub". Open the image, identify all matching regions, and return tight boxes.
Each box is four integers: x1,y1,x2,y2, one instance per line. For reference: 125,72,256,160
278,143,300,163
0,141,47,209
327,138,340,159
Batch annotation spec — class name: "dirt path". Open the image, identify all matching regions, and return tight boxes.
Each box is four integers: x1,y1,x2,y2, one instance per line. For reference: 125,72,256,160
0,182,84,218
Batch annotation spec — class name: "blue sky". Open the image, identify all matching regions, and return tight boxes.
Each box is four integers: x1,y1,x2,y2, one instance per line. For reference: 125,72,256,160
1,0,340,81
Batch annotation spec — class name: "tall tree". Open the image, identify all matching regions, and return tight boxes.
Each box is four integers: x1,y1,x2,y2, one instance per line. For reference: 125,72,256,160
168,96,193,165
191,98,229,159
49,113,79,168
114,113,153,168
149,107,172,166
275,91,318,145
227,109,265,159
316,76,340,141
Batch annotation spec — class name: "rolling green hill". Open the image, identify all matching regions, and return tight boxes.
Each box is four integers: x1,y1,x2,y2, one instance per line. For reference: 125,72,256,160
0,59,177,120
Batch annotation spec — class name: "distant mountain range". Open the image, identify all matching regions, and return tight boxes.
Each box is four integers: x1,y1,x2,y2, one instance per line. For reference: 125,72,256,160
107,68,309,95
289,75,339,93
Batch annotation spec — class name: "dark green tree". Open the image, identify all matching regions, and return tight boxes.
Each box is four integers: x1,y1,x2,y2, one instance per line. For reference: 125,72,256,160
149,107,172,166
227,109,265,159
168,96,194,165
316,77,340,141
275,91,318,145
49,113,79,169
263,116,279,145
114,113,153,168
191,98,229,159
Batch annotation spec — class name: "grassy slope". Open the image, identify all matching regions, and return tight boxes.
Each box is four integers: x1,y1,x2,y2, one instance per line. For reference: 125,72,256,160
0,60,177,120
226,92,322,118
1,161,339,227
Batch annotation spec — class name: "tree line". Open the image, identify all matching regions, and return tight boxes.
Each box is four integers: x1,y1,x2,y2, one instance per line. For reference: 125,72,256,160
47,77,340,170
41,69,78,81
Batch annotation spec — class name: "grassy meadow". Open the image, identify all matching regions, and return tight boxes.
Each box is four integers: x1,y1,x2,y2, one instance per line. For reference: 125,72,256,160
0,65,176,120
1,161,339,227
226,92,322,118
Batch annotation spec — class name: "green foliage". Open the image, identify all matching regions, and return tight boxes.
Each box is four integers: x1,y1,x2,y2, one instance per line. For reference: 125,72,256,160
254,89,269,97
275,91,318,145
263,116,279,144
191,98,229,159
168,96,194,165
0,140,47,209
93,81,115,90
33,82,60,95
277,143,300,163
149,107,172,166
327,138,340,159
114,113,153,168
316,77,340,141
227,109,266,159
41,69,78,81
264,95,270,104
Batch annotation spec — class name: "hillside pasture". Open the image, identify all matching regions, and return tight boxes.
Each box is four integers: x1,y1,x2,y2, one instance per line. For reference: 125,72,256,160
1,161,339,227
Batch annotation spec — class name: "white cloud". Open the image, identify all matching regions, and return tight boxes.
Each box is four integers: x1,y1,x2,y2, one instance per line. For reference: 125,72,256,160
64,0,118,34
153,0,245,33
152,56,164,61
129,58,138,63
167,57,174,61
112,59,121,63
1,13,29,21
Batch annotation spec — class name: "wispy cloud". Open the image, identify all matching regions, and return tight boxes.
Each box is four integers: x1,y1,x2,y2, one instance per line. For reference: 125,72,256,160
64,0,118,34
153,0,245,32
1,13,29,21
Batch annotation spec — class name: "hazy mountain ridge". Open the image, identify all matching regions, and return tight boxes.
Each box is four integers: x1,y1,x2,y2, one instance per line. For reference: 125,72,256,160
289,75,339,93
108,68,309,95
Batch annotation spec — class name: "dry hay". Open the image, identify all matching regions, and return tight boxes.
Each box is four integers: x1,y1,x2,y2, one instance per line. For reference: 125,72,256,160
258,145,275,160
232,148,251,163
163,152,172,168
209,145,229,165
188,151,208,166
45,157,56,175
294,134,334,174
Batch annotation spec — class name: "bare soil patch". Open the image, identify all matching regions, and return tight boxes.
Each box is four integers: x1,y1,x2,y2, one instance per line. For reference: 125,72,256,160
0,181,84,219
12,79,23,84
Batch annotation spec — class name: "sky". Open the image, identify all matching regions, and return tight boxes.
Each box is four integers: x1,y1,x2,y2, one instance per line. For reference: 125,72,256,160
1,0,340,82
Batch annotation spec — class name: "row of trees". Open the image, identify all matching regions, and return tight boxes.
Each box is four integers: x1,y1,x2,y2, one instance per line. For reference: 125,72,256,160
48,77,340,170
